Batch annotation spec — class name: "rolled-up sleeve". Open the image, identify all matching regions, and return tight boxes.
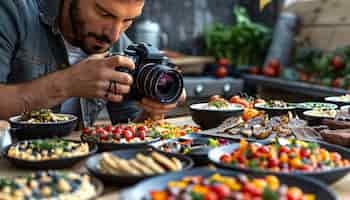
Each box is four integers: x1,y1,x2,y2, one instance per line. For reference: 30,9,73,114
0,1,21,83
107,34,141,124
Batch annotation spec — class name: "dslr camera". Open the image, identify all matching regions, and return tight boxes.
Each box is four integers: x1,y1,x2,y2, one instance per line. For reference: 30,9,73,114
111,43,183,104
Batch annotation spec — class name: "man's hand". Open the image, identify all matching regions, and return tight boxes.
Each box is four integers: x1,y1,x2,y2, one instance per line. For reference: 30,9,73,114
138,89,187,121
61,54,135,102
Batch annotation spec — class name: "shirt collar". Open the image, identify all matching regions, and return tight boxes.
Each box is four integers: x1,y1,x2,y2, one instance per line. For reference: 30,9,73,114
37,0,62,34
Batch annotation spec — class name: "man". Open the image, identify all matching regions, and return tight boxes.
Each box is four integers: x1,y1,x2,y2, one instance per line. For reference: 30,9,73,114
0,0,185,127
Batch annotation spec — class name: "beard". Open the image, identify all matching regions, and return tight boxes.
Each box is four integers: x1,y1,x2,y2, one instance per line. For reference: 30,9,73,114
69,0,112,54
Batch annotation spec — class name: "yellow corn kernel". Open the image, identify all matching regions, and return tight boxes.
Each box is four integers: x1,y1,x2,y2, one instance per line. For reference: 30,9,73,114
320,149,330,161
168,181,187,189
304,194,316,200
265,175,280,191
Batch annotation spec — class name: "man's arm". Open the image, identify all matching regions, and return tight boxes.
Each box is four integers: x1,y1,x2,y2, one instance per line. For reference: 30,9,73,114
0,1,70,119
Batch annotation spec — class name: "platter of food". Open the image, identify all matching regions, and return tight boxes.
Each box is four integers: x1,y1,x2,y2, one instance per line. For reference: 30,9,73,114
209,138,350,184
221,113,307,141
3,138,97,169
120,167,337,200
85,148,193,185
9,109,77,140
0,171,103,200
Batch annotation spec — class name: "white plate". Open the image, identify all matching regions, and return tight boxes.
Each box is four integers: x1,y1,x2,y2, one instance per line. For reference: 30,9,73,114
325,96,350,103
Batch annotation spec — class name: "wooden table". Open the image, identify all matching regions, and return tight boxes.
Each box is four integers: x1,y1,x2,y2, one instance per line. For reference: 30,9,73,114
1,116,350,200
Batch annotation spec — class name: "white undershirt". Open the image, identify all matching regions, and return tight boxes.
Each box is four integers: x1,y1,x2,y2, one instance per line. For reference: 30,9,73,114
60,40,88,115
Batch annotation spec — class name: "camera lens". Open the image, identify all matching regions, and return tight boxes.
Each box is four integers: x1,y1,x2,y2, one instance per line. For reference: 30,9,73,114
135,63,183,104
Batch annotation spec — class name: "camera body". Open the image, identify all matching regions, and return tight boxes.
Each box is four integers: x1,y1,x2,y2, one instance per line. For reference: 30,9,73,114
114,43,183,104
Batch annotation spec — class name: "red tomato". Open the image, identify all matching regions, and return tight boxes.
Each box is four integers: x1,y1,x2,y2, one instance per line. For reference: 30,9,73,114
262,66,277,77
332,56,345,70
205,191,219,200
104,125,113,132
100,131,109,140
230,95,241,104
112,127,123,135
243,183,262,197
269,59,281,71
137,125,149,132
220,154,232,164
218,58,230,66
210,184,230,199
300,149,311,158
299,71,309,82
95,127,104,133
287,188,303,200
138,130,147,141
123,129,134,141
238,99,250,108
268,158,279,168
82,128,90,135
210,95,222,102
215,66,228,78
279,146,291,154
258,146,269,154
125,126,135,134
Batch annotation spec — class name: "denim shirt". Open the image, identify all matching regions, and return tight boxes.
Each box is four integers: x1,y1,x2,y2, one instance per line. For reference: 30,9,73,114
0,0,140,127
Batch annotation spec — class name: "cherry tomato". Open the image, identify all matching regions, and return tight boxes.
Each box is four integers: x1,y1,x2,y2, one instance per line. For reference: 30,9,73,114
332,56,345,70
238,99,250,108
242,109,260,121
123,129,134,141
138,130,147,141
82,128,90,135
220,154,232,164
100,131,109,140
299,164,313,172
125,126,135,134
218,58,230,66
95,127,104,133
215,66,228,78
331,152,342,161
268,158,279,168
279,146,291,154
137,125,149,132
243,183,262,197
104,125,113,132
230,95,241,104
112,127,123,135
269,59,281,71
286,187,303,200
258,146,269,154
210,184,230,199
300,148,311,158
205,191,218,200
210,95,221,102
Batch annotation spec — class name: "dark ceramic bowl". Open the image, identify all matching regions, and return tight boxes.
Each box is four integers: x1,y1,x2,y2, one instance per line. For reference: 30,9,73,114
3,139,97,169
189,103,243,130
150,133,236,166
254,102,296,117
209,139,350,184
119,167,338,200
81,134,161,152
9,114,78,140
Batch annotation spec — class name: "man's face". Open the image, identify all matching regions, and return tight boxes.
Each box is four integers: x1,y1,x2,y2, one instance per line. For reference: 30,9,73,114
70,0,144,54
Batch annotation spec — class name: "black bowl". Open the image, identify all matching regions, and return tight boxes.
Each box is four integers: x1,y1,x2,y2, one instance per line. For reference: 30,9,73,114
119,167,338,200
150,133,236,166
9,114,78,140
254,102,296,117
3,139,97,169
86,148,194,186
81,134,161,152
208,139,350,184
189,103,244,130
